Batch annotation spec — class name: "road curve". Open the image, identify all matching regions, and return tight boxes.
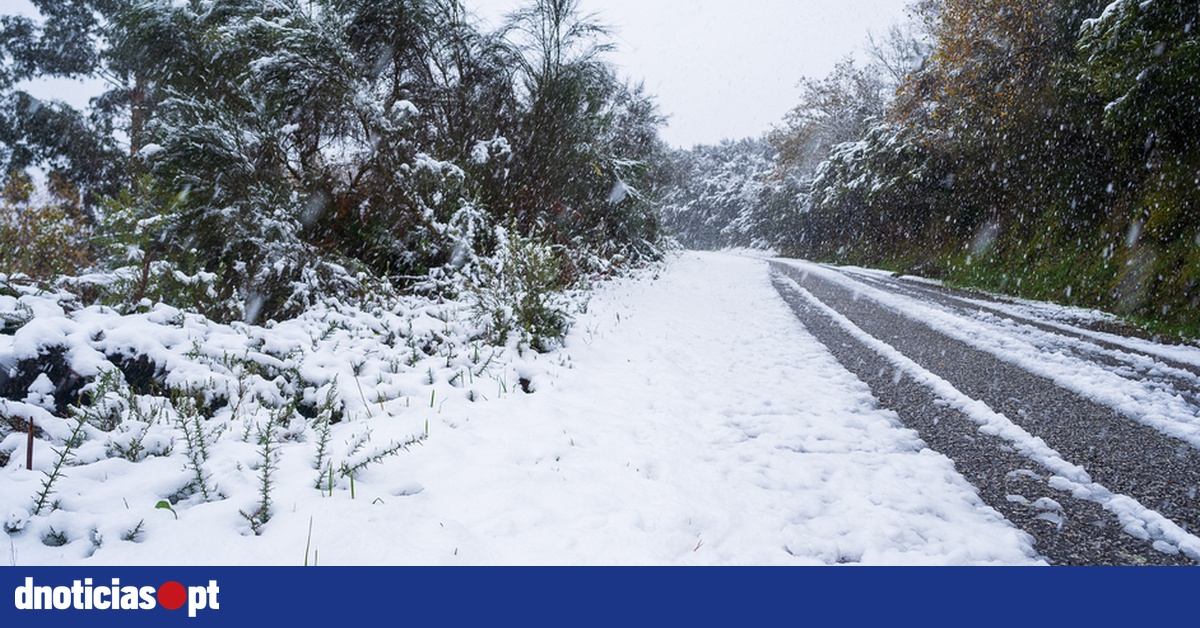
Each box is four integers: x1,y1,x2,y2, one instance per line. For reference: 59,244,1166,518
770,259,1200,566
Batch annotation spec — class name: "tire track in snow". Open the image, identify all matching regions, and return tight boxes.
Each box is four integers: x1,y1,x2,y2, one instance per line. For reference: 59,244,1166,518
777,260,1200,451
770,261,1200,565
836,268,1200,407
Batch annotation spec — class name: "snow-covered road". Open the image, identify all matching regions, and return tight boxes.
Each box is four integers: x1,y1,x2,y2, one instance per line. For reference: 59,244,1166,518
773,258,1200,565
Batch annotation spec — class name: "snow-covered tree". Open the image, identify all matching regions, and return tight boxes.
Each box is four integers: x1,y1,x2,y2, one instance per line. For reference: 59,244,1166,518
1,0,667,333
0,0,128,209
505,0,624,240
769,58,889,180
661,138,800,250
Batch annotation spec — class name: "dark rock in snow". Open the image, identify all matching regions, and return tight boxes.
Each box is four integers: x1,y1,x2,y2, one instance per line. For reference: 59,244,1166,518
0,345,89,415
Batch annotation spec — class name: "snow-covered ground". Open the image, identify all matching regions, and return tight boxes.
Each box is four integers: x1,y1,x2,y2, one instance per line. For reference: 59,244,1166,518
2,252,1042,565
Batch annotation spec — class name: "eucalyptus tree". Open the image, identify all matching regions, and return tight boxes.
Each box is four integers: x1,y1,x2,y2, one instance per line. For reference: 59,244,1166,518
0,0,129,208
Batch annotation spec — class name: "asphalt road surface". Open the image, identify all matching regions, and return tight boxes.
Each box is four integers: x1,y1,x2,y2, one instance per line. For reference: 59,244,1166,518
770,259,1200,566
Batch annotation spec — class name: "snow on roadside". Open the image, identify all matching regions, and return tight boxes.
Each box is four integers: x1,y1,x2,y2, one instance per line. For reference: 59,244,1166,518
2,253,1039,565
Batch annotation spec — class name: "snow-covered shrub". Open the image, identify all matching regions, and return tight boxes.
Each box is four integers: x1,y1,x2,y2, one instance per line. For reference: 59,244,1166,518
88,178,228,318
470,227,575,353
90,176,372,324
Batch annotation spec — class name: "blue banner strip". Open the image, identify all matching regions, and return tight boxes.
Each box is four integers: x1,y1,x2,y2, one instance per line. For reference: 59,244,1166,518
3,567,1196,626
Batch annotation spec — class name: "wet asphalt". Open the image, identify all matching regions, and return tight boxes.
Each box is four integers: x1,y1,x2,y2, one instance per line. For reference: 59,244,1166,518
769,260,1200,566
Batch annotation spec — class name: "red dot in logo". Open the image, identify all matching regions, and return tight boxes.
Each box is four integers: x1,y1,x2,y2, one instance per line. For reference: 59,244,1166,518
157,581,186,610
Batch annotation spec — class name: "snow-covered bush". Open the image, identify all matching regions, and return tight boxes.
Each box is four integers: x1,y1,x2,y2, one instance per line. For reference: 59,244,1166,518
0,265,540,552
470,227,576,353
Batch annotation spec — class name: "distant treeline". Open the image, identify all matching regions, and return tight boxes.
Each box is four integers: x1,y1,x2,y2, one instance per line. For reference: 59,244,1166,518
663,0,1200,335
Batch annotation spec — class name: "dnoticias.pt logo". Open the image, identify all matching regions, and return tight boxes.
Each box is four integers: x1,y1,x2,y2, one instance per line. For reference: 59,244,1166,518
14,577,219,617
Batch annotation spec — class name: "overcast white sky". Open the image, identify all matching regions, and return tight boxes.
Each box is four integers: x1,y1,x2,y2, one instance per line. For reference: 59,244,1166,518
468,0,913,147
6,0,914,149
